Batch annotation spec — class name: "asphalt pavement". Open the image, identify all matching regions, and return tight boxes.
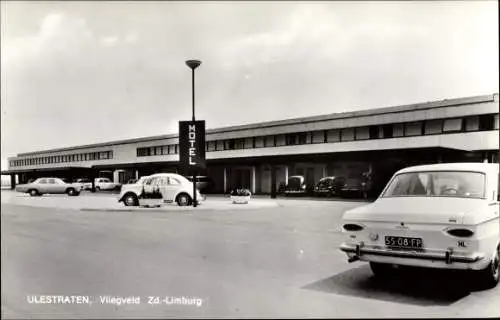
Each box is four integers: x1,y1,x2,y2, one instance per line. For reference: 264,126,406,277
1,191,499,318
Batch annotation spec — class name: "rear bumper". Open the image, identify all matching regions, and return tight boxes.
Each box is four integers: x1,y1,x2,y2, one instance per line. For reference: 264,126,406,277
339,242,488,270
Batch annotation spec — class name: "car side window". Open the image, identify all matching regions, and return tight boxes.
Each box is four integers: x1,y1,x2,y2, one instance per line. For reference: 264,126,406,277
168,177,181,185
38,179,47,184
47,178,56,184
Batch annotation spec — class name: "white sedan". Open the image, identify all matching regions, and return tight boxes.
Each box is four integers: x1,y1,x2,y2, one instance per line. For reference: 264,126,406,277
339,163,499,288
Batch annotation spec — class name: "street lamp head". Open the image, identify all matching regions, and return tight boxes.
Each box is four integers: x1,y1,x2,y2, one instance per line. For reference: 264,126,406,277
186,60,202,70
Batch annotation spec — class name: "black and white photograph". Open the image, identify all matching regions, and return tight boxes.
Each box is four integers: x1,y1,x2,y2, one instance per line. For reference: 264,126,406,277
1,0,499,318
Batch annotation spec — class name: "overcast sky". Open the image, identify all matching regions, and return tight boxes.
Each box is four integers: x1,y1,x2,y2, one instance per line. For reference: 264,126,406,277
1,1,498,169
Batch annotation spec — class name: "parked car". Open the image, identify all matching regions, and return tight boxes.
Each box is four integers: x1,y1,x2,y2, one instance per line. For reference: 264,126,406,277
15,177,80,196
118,173,204,207
284,175,310,196
73,178,92,191
314,176,346,197
339,163,500,288
185,176,214,193
95,177,121,191
340,173,372,199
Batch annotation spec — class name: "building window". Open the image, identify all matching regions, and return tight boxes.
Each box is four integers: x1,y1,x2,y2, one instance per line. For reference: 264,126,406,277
369,126,380,139
255,137,264,148
264,135,275,147
161,146,168,155
382,124,393,138
298,132,307,144
393,123,404,137
225,139,235,150
234,138,245,149
443,118,462,133
494,114,499,130
312,131,325,144
479,114,495,131
175,144,178,154
404,121,423,136
465,116,479,131
275,134,286,146
155,146,162,156
326,129,341,142
341,128,355,141
216,140,224,151
285,133,297,146
424,119,443,135
207,141,216,152
244,137,253,149
355,127,369,140
166,145,173,154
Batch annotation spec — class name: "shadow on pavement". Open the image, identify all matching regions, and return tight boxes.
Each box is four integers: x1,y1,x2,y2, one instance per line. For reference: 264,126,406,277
302,264,486,306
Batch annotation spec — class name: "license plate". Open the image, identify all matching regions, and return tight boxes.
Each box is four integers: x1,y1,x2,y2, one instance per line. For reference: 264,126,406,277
385,236,423,249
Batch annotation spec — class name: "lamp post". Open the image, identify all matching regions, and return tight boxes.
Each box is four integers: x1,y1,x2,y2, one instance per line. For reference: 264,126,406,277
186,59,201,207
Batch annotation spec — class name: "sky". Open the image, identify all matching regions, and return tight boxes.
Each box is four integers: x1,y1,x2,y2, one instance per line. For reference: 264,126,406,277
1,1,498,171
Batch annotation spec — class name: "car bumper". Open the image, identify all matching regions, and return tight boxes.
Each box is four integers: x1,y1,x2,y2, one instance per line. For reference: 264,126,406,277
339,242,489,270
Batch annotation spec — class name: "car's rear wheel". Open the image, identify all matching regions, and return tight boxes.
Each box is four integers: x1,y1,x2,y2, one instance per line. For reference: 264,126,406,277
176,193,191,206
123,193,138,206
477,246,500,289
28,189,39,197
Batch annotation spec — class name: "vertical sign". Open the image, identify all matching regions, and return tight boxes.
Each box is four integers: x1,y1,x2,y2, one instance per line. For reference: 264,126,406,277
179,121,206,171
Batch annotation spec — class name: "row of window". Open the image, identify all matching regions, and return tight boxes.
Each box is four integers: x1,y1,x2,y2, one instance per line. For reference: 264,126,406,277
9,114,499,166
10,151,113,168
136,114,499,156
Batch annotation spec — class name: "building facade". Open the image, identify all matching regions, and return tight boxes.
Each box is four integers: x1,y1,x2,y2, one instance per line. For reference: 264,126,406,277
3,94,499,195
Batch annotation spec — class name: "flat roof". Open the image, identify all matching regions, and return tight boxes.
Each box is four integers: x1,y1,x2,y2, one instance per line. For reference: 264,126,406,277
14,93,498,157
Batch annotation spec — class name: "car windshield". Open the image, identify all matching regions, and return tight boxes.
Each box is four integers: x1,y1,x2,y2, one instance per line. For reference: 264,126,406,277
381,171,486,199
287,177,303,188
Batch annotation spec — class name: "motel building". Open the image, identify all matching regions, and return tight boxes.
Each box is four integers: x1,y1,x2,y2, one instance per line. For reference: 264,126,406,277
2,93,499,196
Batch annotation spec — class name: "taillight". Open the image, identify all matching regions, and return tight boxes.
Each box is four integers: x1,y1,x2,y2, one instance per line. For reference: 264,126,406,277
343,224,364,232
447,228,474,238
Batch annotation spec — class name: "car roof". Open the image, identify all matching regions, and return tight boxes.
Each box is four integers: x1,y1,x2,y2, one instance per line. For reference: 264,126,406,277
397,163,499,175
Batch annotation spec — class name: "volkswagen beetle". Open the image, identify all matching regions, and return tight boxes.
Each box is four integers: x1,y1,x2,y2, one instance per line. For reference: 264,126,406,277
339,163,499,288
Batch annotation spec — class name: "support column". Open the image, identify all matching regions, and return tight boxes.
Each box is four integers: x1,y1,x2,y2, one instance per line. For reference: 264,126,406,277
223,167,227,193
10,174,16,190
322,164,327,178
251,166,256,194
285,165,289,185
271,165,277,199
90,169,98,193
135,169,139,180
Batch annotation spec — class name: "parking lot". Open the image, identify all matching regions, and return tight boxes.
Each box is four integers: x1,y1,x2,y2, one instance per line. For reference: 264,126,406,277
1,190,499,318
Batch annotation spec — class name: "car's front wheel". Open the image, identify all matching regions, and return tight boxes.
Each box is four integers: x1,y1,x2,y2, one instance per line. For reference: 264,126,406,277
176,193,191,206
123,193,138,206
477,246,500,289
28,189,39,197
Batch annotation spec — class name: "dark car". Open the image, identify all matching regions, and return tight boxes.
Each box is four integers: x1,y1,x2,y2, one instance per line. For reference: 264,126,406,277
340,173,372,199
185,176,214,193
313,176,346,197
284,175,309,196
